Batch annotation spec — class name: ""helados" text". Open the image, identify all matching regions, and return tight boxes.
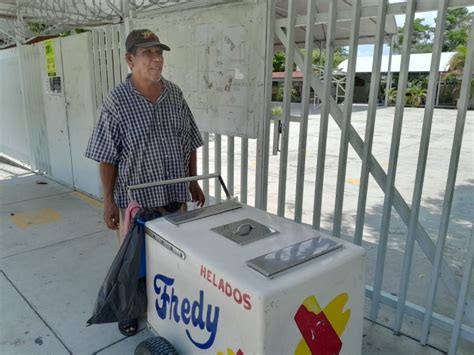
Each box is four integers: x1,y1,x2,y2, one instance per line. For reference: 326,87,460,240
200,265,252,311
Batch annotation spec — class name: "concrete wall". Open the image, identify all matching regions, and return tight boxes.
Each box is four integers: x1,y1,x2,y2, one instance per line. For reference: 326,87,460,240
137,0,267,138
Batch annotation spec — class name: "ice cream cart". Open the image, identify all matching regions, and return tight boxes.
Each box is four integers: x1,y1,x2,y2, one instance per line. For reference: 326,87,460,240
132,174,366,355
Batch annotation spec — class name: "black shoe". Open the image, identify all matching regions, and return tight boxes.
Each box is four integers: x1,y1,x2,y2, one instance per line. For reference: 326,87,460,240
118,318,138,337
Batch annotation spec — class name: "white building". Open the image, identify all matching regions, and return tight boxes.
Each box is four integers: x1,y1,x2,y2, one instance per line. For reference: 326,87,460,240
337,52,461,106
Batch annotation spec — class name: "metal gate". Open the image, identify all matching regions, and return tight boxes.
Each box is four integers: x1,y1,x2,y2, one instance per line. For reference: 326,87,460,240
253,0,474,353
87,2,473,352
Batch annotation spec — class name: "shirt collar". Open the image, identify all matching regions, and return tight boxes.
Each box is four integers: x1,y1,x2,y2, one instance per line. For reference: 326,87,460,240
126,74,169,103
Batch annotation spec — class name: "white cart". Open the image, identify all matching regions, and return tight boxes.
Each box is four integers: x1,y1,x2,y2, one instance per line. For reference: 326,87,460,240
132,174,366,355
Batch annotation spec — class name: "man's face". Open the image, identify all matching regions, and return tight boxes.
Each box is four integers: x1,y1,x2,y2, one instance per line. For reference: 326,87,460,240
127,46,164,83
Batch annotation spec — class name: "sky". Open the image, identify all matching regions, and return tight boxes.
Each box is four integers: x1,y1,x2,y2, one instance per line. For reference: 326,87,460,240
356,5,474,57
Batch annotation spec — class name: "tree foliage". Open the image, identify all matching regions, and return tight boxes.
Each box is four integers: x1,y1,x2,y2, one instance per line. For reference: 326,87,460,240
443,8,471,52
445,44,474,100
447,44,467,74
311,47,348,68
28,23,50,34
273,50,286,72
394,18,434,54
387,87,397,105
274,84,299,101
272,47,348,72
28,23,87,37
393,7,472,54
405,82,427,106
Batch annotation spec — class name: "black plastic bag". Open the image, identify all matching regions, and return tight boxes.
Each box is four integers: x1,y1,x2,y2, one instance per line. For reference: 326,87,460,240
87,208,162,325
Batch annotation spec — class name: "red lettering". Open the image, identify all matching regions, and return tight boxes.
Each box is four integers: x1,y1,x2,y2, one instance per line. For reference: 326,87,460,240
243,294,252,310
225,282,232,297
199,265,252,311
218,278,225,292
233,288,242,304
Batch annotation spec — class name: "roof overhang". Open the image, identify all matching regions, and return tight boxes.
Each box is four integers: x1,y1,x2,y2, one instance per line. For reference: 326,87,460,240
273,0,398,49
337,52,457,73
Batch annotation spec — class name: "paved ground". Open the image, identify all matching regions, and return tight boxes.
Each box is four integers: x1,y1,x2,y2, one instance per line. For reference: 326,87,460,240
1,104,473,354
0,161,450,355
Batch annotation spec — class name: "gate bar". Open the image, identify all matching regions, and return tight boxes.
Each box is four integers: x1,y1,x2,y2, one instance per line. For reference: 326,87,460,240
255,0,275,211
112,26,121,87
118,23,128,81
105,26,114,93
384,36,394,107
227,136,234,196
333,0,361,237
277,0,296,217
241,137,248,204
215,133,222,203
353,0,388,245
294,0,316,223
99,29,108,105
312,0,337,229
202,132,210,205
390,0,426,330
91,30,102,111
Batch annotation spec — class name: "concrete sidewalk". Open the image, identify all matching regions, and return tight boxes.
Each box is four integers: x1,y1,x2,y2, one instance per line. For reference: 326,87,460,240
0,160,453,354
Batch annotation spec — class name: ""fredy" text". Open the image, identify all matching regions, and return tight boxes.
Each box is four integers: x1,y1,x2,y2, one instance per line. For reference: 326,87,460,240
154,273,220,350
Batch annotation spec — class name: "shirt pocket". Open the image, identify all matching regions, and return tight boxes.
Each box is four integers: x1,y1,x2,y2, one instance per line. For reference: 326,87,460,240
171,108,190,137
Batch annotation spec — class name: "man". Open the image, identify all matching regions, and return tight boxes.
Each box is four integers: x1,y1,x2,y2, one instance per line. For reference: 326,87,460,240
85,29,205,336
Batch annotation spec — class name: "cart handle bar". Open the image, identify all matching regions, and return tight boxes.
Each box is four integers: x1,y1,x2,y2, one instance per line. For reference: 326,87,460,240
127,173,232,200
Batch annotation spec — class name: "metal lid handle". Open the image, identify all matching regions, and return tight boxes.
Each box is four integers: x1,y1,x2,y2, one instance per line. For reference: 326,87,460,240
127,173,232,200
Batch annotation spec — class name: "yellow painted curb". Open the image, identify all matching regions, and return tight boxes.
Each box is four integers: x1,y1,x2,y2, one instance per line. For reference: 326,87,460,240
71,191,103,209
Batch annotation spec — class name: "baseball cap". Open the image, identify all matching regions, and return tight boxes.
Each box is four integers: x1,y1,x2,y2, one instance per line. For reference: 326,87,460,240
125,29,171,52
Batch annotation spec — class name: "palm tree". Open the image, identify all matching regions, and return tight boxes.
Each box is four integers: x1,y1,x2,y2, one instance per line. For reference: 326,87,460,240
444,45,473,101
447,45,467,76
406,83,427,106
387,87,397,105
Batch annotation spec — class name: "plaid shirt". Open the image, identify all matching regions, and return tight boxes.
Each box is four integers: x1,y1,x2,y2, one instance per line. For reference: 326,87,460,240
85,77,203,208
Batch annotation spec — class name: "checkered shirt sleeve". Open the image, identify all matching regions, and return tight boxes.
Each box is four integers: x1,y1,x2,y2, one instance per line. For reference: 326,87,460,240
85,104,122,165
182,97,204,156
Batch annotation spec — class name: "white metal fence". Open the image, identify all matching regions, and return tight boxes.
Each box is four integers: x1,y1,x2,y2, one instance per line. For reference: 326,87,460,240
259,0,474,353
0,1,472,352
0,48,30,165
17,43,52,175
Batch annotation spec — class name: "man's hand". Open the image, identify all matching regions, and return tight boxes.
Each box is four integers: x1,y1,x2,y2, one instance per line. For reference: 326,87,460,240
190,181,205,207
103,200,120,230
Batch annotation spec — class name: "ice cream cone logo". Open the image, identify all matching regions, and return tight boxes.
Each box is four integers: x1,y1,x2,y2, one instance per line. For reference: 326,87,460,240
217,348,244,355
294,293,351,355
